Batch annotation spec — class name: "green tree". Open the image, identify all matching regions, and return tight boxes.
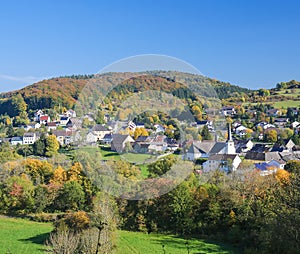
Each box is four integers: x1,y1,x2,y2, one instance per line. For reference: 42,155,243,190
201,125,212,140
56,181,85,211
148,155,176,177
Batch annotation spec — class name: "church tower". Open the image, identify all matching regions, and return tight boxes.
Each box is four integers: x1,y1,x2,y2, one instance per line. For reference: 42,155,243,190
226,123,236,154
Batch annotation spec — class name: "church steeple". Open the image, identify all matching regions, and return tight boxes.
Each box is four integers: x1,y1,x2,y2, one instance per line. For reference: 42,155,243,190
226,123,236,154
227,123,233,141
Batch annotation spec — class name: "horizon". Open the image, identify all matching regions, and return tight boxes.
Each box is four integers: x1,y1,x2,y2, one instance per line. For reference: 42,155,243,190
1,1,300,92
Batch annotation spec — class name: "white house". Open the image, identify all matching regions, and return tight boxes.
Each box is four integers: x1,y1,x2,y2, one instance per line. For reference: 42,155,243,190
46,122,58,131
23,122,41,131
154,124,165,134
91,125,111,141
23,132,38,145
34,110,44,122
221,106,236,116
203,154,242,173
86,132,98,144
65,109,77,118
11,137,23,146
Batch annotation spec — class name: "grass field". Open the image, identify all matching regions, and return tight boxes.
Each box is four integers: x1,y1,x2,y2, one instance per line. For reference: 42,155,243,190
117,230,237,254
0,216,53,254
244,100,300,109
0,217,238,254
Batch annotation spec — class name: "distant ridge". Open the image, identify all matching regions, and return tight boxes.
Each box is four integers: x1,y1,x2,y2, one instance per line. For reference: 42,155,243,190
0,71,251,115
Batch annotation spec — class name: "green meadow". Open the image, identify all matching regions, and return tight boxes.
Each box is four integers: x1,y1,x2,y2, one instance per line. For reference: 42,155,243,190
0,217,238,254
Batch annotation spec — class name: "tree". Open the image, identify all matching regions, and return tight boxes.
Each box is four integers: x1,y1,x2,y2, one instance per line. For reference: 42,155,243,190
148,155,176,177
201,125,212,140
45,135,60,157
51,166,67,185
284,160,300,174
33,137,46,156
95,109,105,124
265,129,277,143
56,181,85,211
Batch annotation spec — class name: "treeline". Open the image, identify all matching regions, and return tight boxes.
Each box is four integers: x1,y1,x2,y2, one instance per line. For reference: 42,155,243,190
0,150,299,253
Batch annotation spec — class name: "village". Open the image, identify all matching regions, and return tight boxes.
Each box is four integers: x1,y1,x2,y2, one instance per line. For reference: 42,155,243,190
1,103,300,177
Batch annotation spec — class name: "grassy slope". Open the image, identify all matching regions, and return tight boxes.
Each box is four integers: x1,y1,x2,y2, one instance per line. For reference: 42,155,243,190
0,217,53,254
117,230,237,254
0,217,238,254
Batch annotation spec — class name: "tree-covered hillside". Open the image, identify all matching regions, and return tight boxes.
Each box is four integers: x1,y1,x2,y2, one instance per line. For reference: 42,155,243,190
0,71,252,117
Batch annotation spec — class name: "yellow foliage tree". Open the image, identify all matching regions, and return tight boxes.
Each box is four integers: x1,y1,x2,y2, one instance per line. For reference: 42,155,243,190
51,166,67,184
275,169,290,185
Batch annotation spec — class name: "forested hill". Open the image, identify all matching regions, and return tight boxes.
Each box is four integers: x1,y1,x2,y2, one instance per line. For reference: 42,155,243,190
0,71,251,115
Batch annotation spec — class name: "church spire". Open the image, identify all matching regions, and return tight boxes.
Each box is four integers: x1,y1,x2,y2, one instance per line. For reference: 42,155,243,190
227,123,232,141
226,122,236,154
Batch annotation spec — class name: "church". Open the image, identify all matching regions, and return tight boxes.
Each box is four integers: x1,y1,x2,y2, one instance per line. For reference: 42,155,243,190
185,124,242,172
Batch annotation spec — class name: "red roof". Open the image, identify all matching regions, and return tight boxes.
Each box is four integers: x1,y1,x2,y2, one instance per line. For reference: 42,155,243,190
40,116,49,121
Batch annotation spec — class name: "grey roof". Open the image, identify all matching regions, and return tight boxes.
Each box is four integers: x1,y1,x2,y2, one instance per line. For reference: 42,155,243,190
208,154,238,161
23,132,36,137
103,133,113,139
52,130,71,137
265,152,282,162
92,124,109,132
11,137,23,142
210,142,226,154
112,134,131,145
245,152,265,161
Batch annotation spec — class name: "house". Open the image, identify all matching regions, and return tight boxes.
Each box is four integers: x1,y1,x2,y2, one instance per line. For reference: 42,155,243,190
34,110,44,122
59,116,70,126
274,118,289,127
86,132,98,144
154,124,165,134
91,125,111,141
184,141,215,161
165,138,179,151
266,108,280,117
221,106,236,116
0,137,11,144
23,132,39,145
40,115,51,125
11,137,23,146
102,133,113,144
202,154,242,173
235,125,248,136
24,122,41,131
255,160,283,176
46,122,58,131
52,130,72,146
65,109,77,118
135,122,145,129
128,121,136,131
66,118,81,130
104,114,110,123
111,134,135,153
257,122,276,130
148,135,168,153
271,139,295,152
235,139,254,154
195,120,214,131
291,121,300,129
83,114,94,122
133,142,151,154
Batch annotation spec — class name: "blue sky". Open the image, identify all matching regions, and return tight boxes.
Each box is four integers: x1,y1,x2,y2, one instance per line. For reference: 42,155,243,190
0,0,300,92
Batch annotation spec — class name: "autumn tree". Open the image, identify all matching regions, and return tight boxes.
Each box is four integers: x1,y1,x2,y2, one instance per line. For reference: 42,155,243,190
45,135,60,157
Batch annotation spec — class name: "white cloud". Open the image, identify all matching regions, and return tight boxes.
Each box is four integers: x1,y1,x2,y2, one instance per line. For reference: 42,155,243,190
0,74,44,84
